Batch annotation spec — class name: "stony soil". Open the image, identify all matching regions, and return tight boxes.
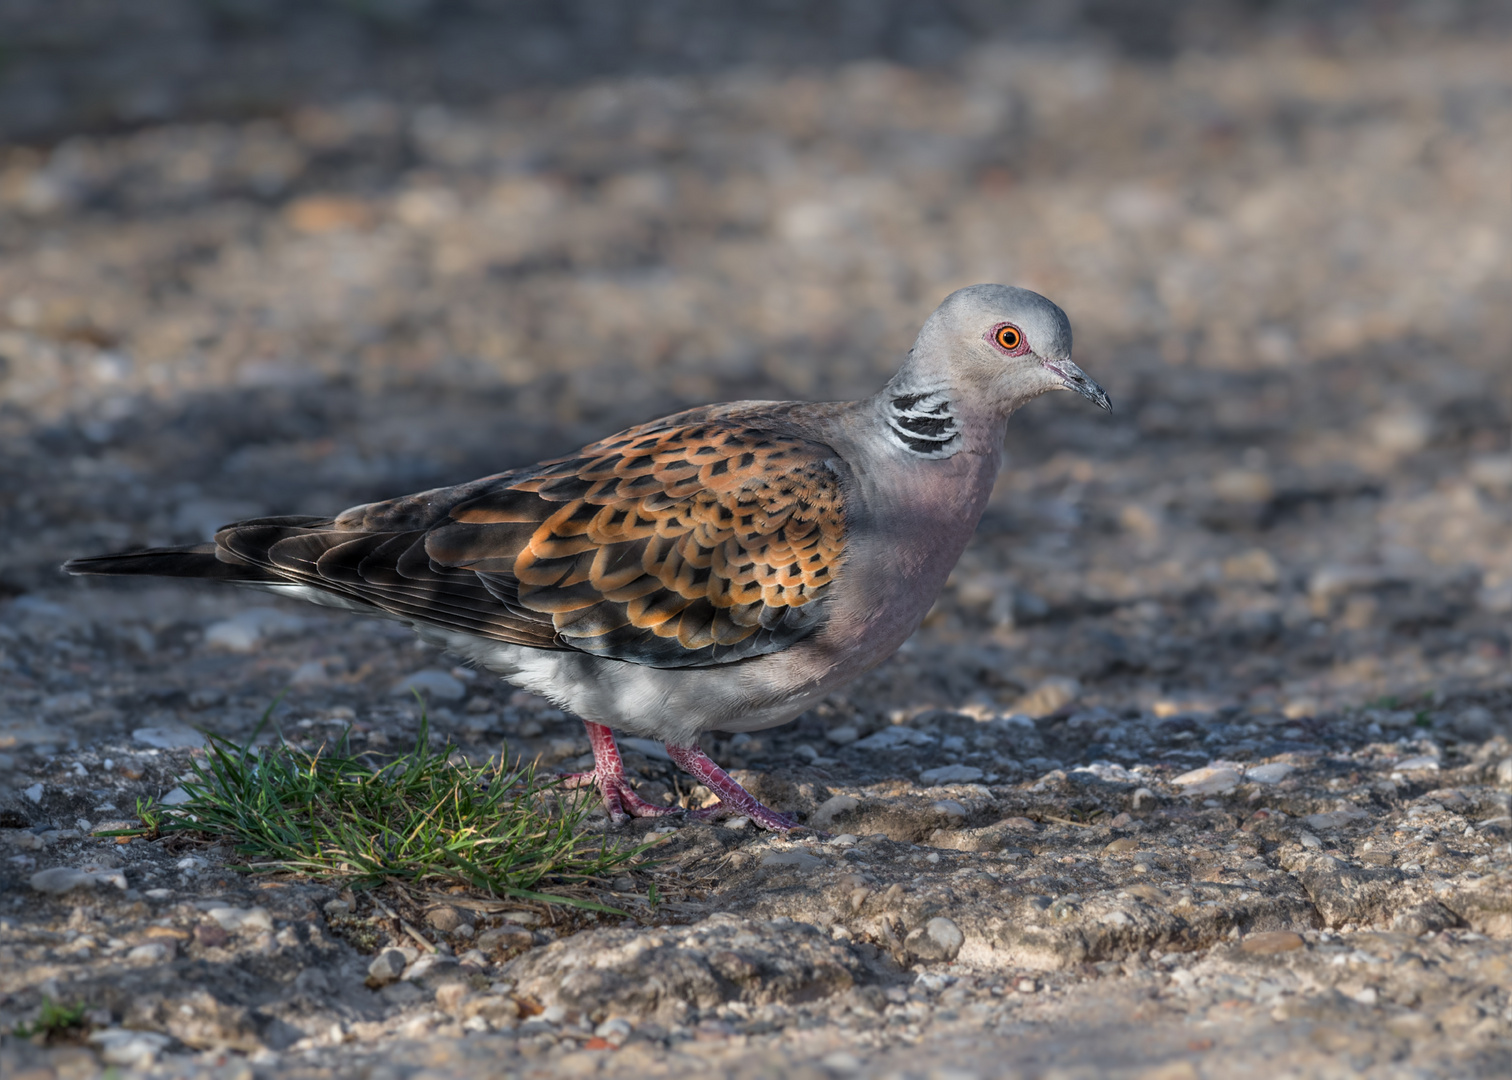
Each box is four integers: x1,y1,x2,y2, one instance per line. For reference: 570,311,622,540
3,4,1511,1078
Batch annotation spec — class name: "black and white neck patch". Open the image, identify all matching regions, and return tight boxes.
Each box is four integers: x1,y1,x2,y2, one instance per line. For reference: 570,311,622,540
886,391,961,458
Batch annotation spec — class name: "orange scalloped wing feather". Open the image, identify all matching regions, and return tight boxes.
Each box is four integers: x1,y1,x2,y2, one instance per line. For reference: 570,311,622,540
425,417,848,667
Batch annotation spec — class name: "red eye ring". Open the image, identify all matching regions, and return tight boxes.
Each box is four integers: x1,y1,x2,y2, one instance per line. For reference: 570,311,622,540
992,324,1026,354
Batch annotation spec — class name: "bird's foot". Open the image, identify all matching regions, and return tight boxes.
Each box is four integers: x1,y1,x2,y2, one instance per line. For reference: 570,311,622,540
563,721,681,826
683,800,802,833
665,743,804,834
563,770,680,825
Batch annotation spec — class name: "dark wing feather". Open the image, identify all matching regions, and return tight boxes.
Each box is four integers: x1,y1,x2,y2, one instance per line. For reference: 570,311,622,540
204,407,850,668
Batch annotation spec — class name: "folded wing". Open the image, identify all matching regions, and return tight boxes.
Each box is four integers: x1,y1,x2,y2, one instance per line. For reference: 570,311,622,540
214,409,849,668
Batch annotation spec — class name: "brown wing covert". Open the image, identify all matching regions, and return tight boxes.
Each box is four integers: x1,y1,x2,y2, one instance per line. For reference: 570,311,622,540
427,418,848,667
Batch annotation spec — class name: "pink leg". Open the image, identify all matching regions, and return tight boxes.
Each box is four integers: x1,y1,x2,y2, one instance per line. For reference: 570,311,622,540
562,721,681,825
664,743,802,833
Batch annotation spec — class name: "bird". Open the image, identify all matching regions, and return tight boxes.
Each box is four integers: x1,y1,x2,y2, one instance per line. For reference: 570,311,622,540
64,284,1109,833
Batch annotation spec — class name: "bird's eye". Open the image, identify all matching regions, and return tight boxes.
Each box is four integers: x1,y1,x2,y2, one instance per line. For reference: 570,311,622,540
995,325,1022,351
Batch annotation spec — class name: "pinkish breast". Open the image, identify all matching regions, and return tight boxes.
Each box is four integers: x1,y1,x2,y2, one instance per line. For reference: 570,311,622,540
789,437,1005,692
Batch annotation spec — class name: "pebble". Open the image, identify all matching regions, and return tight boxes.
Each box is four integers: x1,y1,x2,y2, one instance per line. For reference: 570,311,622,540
204,608,305,651
1240,931,1306,955
366,949,408,988
1172,767,1241,795
132,726,206,750
476,927,535,951
206,906,274,932
853,727,936,751
90,1028,172,1067
812,794,861,827
760,850,825,871
1303,809,1369,830
821,1051,864,1074
931,799,969,820
825,724,860,745
392,668,467,701
126,942,171,963
426,905,470,932
22,783,44,803
289,660,327,685
29,867,126,894
920,765,985,785
905,916,965,962
618,737,673,761
594,1017,633,1046
1245,763,1295,784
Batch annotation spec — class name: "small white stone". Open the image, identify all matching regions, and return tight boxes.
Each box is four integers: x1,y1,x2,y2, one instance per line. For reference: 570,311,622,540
23,783,44,804
30,867,94,894
1171,766,1240,795
919,764,984,785
1394,755,1440,772
289,660,327,686
1304,809,1369,830
160,786,193,806
617,737,673,761
204,608,304,652
207,906,274,932
930,799,968,820
594,1016,633,1045
905,915,964,961
1245,763,1295,784
366,949,407,988
825,725,860,746
132,727,205,750
811,793,860,828
821,1051,863,1074
392,668,467,701
760,850,824,870
126,942,170,963
90,1028,171,1067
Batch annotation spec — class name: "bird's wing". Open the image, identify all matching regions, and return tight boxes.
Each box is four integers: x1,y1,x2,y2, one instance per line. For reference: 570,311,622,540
215,410,849,668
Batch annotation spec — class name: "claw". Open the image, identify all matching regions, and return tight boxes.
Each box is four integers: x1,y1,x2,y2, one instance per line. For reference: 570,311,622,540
565,722,680,825
665,743,803,834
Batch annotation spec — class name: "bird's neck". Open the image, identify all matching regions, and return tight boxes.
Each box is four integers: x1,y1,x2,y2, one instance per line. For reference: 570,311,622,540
875,366,1010,460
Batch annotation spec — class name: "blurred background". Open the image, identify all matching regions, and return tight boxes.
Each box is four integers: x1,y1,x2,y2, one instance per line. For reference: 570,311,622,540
1,0,1509,726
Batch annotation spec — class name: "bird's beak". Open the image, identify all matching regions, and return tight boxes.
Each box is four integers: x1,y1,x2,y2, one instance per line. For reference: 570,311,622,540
1043,358,1111,411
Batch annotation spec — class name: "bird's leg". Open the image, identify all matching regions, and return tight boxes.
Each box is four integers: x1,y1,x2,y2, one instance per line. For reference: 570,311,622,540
562,721,680,825
664,743,801,833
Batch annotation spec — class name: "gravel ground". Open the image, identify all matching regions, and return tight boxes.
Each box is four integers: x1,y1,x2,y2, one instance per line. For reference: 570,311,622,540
3,3,1512,1078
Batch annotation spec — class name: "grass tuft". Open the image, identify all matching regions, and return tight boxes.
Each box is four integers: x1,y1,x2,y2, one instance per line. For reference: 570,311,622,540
101,709,648,912
11,997,88,1041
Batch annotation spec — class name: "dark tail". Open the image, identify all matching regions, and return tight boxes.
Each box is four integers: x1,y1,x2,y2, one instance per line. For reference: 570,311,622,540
63,543,282,583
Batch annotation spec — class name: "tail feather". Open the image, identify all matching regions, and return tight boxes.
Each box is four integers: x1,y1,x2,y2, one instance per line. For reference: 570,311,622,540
62,544,283,583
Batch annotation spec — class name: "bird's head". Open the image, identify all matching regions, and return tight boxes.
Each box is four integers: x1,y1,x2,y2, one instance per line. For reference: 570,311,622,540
911,283,1110,414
